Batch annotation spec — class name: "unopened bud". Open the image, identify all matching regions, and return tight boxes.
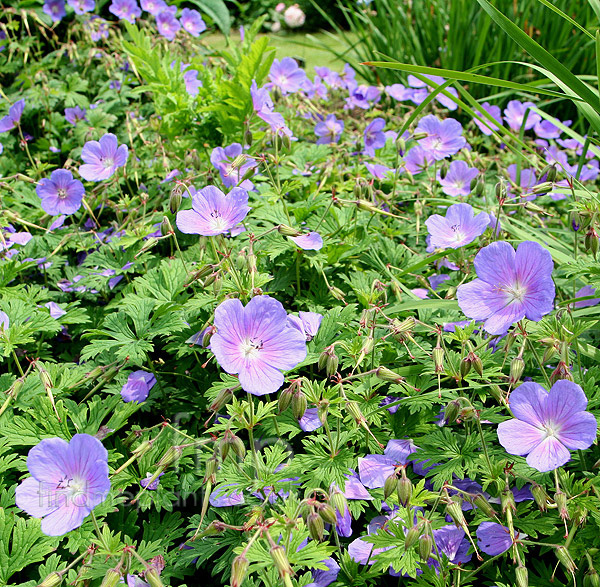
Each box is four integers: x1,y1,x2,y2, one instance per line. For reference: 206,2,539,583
571,211,582,232
554,490,569,520
433,346,444,373
418,534,433,561
318,503,337,526
531,181,553,195
584,568,600,587
396,475,412,507
270,545,293,578
396,135,406,154
278,388,294,413
383,474,398,500
376,366,404,383
473,493,497,518
145,569,164,587
585,228,599,255
38,367,52,390
329,286,345,301
160,216,171,237
292,391,307,420
542,163,557,183
501,489,516,514
490,384,503,402
169,188,183,213
157,445,183,470
100,569,121,587
307,511,324,541
542,344,558,364
550,361,573,385
133,440,153,458
404,525,421,549
439,161,449,180
38,572,63,587
555,545,577,574
531,483,548,512
317,399,329,423
470,352,483,376
442,400,461,426
244,129,253,147
390,279,402,301
330,487,348,515
495,181,507,201
446,498,467,529
231,555,249,587
356,199,380,213
209,388,233,412
515,564,528,587
509,356,525,384
278,224,302,237
460,355,472,379
204,455,219,484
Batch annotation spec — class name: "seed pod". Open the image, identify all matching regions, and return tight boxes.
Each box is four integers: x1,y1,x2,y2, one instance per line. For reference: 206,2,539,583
501,489,516,514
433,345,444,374
231,555,249,587
292,391,307,420
585,228,599,255
307,512,324,541
318,503,338,526
100,569,121,587
554,490,570,520
209,388,233,412
489,385,503,402
270,545,293,578
418,534,433,561
329,286,345,301
515,564,528,587
145,569,164,587
156,445,183,470
38,572,63,587
133,440,152,458
404,525,421,549
446,498,467,529
278,224,302,237
396,476,412,507
278,388,294,413
376,366,404,383
555,545,577,574
531,181,553,195
383,474,398,500
356,199,380,213
531,483,548,512
509,356,525,384
473,493,497,518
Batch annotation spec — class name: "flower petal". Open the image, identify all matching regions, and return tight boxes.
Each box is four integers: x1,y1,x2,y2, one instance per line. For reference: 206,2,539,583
525,436,571,472
497,418,544,455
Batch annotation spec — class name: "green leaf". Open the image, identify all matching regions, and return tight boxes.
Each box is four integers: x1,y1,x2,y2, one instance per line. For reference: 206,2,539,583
188,0,231,35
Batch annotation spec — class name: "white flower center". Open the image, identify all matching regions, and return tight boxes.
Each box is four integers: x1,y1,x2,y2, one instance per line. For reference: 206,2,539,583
241,337,262,360
100,156,114,169
210,210,227,232
543,421,561,438
57,188,68,200
504,281,528,304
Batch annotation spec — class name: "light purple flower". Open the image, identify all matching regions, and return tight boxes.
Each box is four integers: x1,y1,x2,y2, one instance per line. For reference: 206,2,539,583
0,311,9,330
122,574,150,587
314,114,344,144
364,118,386,156
290,231,323,251
346,84,381,110
433,525,472,564
407,74,459,110
306,557,340,587
140,0,165,15
180,8,206,36
404,146,434,175
120,370,157,403
385,83,414,102
209,485,245,507
210,296,307,396
140,472,163,490
343,470,372,500
457,241,555,335
573,285,600,308
0,99,25,133
503,100,540,131
43,0,66,21
425,203,489,250
358,439,417,489
268,57,308,95
416,115,466,160
79,133,128,182
437,160,479,197
507,164,537,199
534,117,570,139
109,0,141,22
365,163,394,180
176,186,249,236
299,408,323,432
476,522,521,556
67,0,95,14
210,144,256,189
15,434,110,536
497,380,597,472
473,102,503,136
65,106,87,125
288,311,322,341
156,10,180,41
37,169,85,216
183,69,202,96
45,302,66,319
250,81,293,138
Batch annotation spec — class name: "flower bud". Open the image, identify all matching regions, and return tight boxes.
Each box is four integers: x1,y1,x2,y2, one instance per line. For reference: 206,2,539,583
330,487,348,515
489,384,503,402
231,435,246,460
446,498,467,529
329,286,345,301
550,361,573,385
209,387,234,412
543,163,557,183
204,455,219,484
292,391,307,420
439,161,449,180
418,534,433,561
531,181,553,195
38,572,63,587
509,356,525,384
278,224,302,237
145,569,164,587
133,440,153,458
376,366,404,383
442,400,460,426
473,493,497,518
396,475,412,507
501,489,516,514
404,525,421,549
100,569,122,587
318,503,338,526
212,274,222,295
307,511,324,541
531,483,548,512
542,344,558,364
317,399,329,423
390,279,402,301
396,135,406,154
515,564,528,587
231,555,249,587
160,216,171,237
278,387,294,413
156,445,182,470
244,128,253,147
383,474,398,500
554,490,569,520
555,545,577,574
270,545,293,578
470,352,483,376
202,326,216,348
584,568,600,587
571,211,582,232
495,181,507,202
169,188,183,214
356,199,380,213
433,345,444,374
585,228,599,255
460,355,472,379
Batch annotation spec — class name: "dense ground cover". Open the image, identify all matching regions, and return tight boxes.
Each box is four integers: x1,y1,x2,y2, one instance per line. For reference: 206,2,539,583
1,2,600,587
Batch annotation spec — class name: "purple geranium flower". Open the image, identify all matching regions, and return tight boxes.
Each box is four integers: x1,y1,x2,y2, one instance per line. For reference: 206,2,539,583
109,0,141,22
64,106,87,125
437,160,479,197
507,164,537,199
0,99,25,133
43,0,66,21
404,146,434,175
0,311,9,330
290,231,323,250
314,114,344,144
210,143,257,189
183,68,202,96
534,117,569,139
209,485,245,507
121,370,157,403
425,203,489,250
385,83,414,102
210,296,307,395
79,133,128,182
140,472,163,490
36,169,85,216
268,57,308,95
299,408,323,432
15,434,110,536
180,8,206,36
433,525,472,564
497,380,597,472
67,0,95,14
140,0,165,15
476,521,524,556
45,302,66,319
306,557,340,587
358,439,417,488
457,241,555,335
416,115,466,160
503,100,540,131
346,84,381,110
287,311,323,341
365,163,394,180
156,10,180,41
407,74,459,111
176,186,250,236
364,118,386,156
473,102,503,136
122,574,150,587
573,285,600,308
250,81,293,137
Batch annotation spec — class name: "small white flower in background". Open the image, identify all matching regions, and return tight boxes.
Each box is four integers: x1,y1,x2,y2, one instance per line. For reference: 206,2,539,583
284,4,305,28
271,21,281,32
